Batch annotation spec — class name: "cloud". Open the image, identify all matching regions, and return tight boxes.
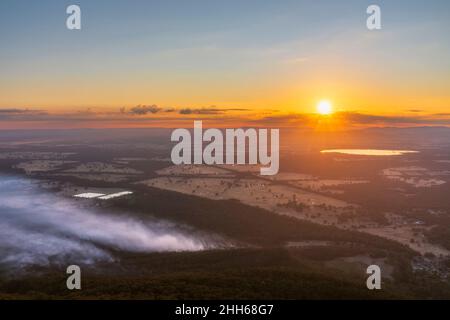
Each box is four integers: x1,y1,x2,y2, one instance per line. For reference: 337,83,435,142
250,111,450,128
179,107,250,115
433,113,450,116
0,106,251,123
128,104,162,115
0,108,29,114
179,108,223,115
121,105,250,116
0,108,47,120
1,107,449,129
337,112,450,125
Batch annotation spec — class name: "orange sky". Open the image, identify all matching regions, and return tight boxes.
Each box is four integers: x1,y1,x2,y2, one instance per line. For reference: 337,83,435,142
1,1,449,129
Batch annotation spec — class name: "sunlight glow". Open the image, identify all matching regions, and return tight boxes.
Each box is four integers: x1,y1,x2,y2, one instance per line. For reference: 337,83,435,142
317,100,333,115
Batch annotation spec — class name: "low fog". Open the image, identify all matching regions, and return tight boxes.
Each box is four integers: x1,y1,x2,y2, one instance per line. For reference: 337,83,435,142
0,175,209,270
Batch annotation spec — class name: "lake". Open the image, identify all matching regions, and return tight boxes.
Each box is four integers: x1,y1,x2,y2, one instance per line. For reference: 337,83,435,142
320,149,419,156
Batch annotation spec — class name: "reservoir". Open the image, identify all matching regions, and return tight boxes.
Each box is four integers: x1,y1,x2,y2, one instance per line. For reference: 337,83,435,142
320,149,418,156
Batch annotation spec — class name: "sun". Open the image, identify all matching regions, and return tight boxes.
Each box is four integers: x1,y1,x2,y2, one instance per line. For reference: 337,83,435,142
317,100,333,115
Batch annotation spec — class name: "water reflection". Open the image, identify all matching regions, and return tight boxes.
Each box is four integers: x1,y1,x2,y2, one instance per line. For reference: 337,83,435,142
321,149,418,156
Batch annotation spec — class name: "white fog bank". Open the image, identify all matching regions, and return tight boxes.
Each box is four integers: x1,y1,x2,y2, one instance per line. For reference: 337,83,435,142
0,175,211,269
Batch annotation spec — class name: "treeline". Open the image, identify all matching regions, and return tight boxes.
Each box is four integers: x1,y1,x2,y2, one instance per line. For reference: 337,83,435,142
111,186,414,256
2,247,449,299
0,248,396,300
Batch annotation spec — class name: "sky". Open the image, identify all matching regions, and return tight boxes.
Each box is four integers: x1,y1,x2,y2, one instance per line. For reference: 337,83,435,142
0,0,449,128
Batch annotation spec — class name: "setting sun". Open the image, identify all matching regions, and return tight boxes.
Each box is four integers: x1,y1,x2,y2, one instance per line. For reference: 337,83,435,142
317,100,333,115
